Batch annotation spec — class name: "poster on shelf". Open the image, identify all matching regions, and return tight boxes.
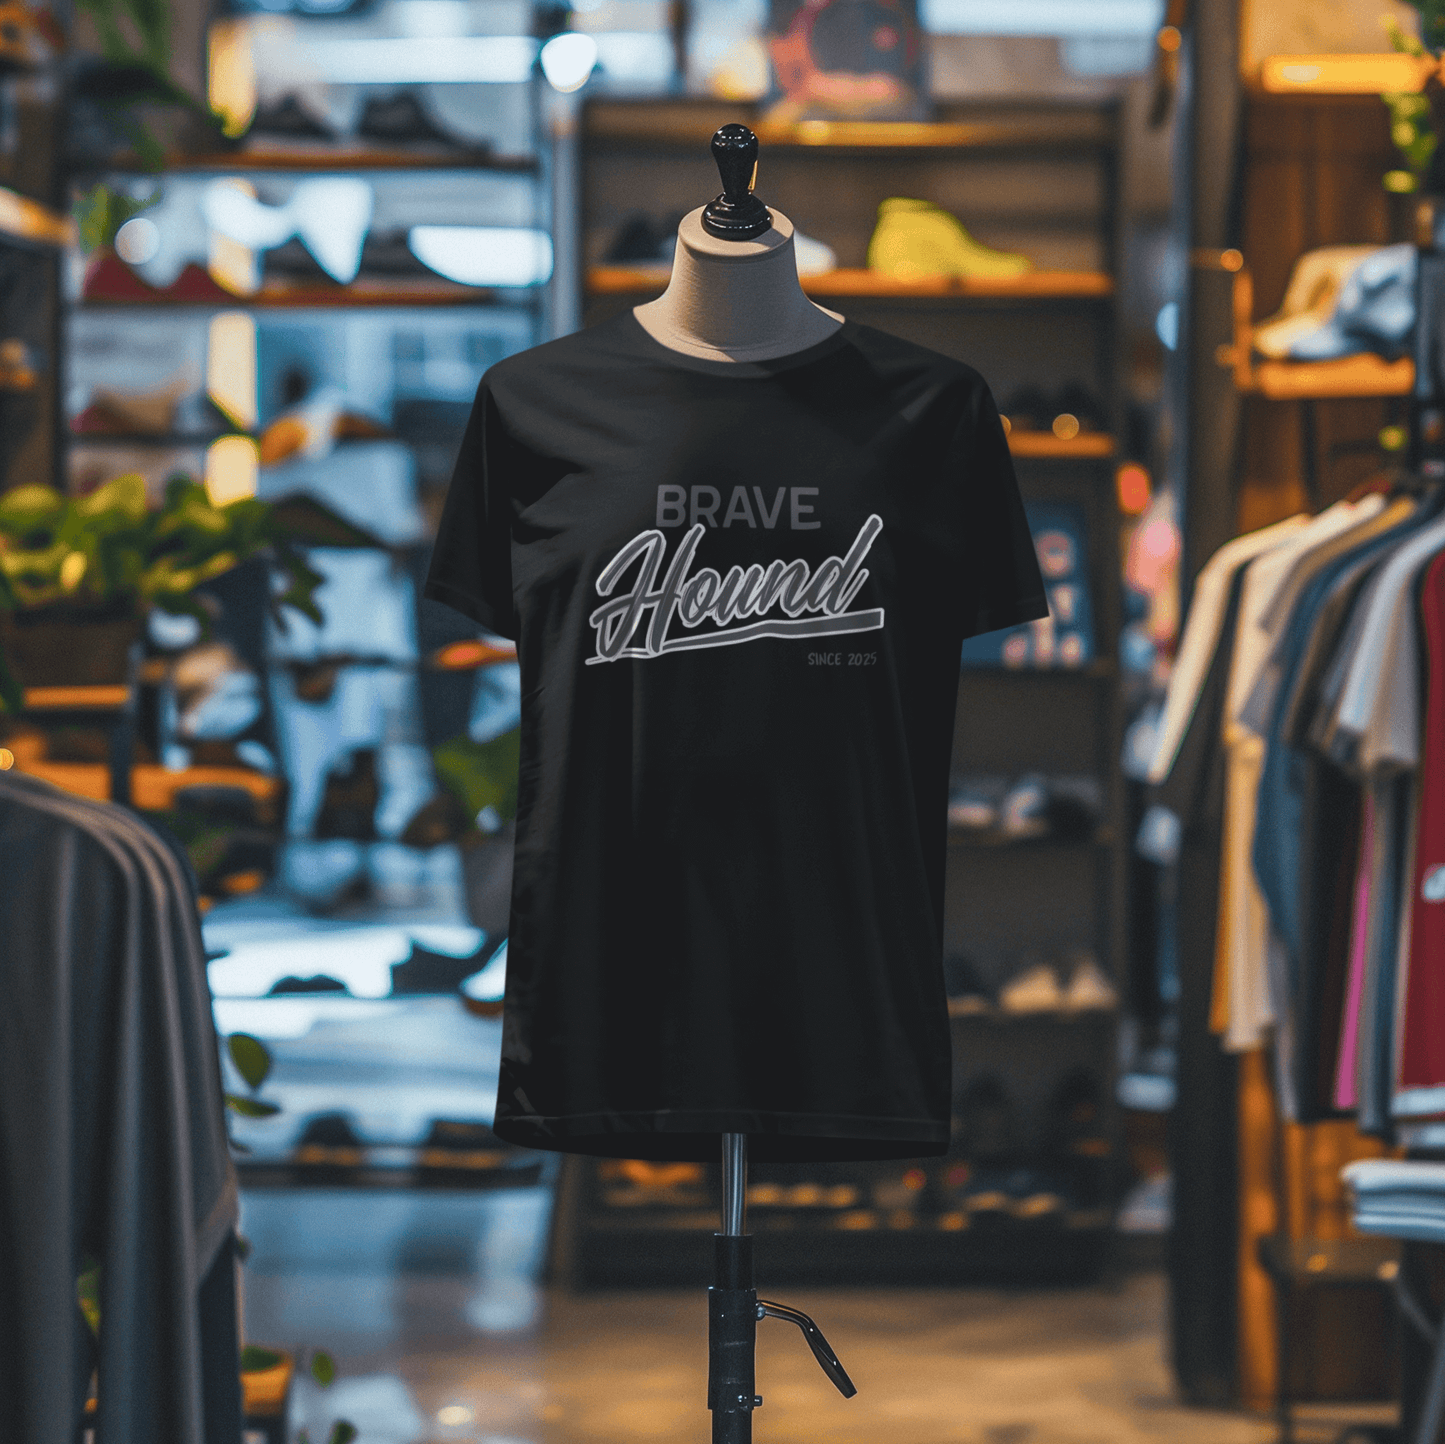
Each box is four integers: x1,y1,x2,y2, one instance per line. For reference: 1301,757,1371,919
960,500,1094,670
766,0,926,122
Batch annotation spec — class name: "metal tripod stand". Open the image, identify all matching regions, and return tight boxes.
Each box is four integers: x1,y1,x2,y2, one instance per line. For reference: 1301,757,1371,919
708,1133,858,1442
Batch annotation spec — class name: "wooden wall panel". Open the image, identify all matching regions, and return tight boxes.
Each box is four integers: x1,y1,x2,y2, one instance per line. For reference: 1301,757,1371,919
1237,94,1404,528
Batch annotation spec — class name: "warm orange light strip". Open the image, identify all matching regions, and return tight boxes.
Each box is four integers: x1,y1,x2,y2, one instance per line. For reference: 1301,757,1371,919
587,267,1115,300
0,185,73,248
1258,53,1435,94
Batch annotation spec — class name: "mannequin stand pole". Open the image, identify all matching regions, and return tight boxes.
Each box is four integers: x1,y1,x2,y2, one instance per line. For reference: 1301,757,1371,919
707,1134,858,1443
710,1134,757,1444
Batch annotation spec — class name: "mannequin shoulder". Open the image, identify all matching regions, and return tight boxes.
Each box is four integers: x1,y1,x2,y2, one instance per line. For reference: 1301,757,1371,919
842,322,994,403
844,322,989,387
483,313,641,397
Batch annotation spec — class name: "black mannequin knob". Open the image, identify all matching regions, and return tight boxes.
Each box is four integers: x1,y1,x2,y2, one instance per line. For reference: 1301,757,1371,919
701,123,773,242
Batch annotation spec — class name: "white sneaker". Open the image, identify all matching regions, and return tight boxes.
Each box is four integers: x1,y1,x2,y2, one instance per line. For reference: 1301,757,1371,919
999,962,1063,1012
1063,954,1118,1011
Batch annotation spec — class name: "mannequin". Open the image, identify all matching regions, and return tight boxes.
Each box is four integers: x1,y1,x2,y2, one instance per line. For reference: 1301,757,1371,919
425,117,1049,1443
633,125,843,364
635,125,859,1444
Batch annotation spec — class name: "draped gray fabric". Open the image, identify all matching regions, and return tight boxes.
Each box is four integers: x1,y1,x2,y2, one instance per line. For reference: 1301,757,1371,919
0,773,239,1444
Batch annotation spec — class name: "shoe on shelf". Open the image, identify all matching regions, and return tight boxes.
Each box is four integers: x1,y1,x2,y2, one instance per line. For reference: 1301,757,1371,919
1005,1168,1069,1225
1045,774,1104,841
70,370,194,436
291,1112,366,1178
356,90,491,153
358,229,440,278
958,1165,1018,1222
947,774,1007,832
867,197,1032,282
998,957,1064,1013
1047,1067,1111,1208
1062,952,1118,1011
998,774,1049,840
262,237,333,284
248,93,337,142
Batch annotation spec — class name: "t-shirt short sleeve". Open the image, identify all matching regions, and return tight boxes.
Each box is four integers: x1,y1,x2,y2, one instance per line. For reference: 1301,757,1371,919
955,384,1049,640
425,381,518,638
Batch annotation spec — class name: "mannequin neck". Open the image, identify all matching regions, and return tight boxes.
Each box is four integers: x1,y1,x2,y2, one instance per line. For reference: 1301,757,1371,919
633,207,843,364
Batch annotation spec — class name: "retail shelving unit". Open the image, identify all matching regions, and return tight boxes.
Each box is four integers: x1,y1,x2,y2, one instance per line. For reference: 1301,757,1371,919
1170,46,1408,1411
46,47,554,809
548,96,1128,1288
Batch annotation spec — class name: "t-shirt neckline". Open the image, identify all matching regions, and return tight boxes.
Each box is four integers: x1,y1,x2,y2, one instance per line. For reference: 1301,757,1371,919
620,309,857,378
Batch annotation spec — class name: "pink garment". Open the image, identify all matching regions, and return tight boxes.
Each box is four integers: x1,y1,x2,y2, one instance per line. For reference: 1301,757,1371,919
1334,792,1376,1110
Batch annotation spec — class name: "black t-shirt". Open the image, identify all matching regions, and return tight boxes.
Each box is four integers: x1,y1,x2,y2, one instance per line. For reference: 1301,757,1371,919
426,311,1047,1161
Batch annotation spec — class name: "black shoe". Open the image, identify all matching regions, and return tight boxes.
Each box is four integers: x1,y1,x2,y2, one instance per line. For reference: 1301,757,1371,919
249,93,336,142
415,1119,539,1186
358,229,437,278
605,214,673,265
390,937,489,995
356,90,487,152
313,748,380,840
291,1112,366,1180
262,237,336,286
1047,1067,1111,1207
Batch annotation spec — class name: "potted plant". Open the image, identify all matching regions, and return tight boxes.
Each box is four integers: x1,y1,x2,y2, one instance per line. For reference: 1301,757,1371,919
0,472,325,711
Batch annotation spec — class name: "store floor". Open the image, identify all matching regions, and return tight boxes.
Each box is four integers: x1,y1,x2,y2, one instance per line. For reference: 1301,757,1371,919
240,1189,1309,1444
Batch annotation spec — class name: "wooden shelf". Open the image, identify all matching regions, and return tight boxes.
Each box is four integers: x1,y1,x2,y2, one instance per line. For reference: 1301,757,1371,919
70,430,230,445
13,757,282,811
1007,430,1115,458
1255,53,1434,95
588,266,1113,300
92,147,538,174
1245,354,1414,400
22,684,131,711
0,184,72,249
585,106,1114,154
1226,264,1415,398
82,277,529,310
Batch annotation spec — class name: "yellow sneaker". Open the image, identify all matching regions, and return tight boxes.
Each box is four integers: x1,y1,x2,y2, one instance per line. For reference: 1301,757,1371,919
867,197,1032,281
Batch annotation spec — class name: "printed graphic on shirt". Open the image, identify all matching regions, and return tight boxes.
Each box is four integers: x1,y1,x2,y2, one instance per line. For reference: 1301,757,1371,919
587,514,885,664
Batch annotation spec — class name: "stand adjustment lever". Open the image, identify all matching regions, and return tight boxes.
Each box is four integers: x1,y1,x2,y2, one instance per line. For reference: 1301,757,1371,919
756,1300,858,1398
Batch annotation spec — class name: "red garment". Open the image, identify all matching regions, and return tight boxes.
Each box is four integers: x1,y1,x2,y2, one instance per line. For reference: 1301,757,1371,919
1399,550,1445,1093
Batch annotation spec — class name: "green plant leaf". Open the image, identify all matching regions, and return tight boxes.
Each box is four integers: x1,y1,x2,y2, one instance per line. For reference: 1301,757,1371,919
227,1031,273,1088
310,1350,336,1386
240,1345,284,1372
225,1093,281,1118
432,728,521,829
76,1258,101,1336
328,1422,358,1444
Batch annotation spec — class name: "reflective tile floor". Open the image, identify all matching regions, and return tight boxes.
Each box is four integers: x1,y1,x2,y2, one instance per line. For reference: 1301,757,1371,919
241,1188,1301,1444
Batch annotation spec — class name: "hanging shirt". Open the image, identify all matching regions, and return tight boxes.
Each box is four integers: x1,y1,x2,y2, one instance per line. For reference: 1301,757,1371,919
1146,513,1308,788
426,312,1047,1161
1217,498,1389,1054
1397,551,1445,1115
1248,502,1426,1118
